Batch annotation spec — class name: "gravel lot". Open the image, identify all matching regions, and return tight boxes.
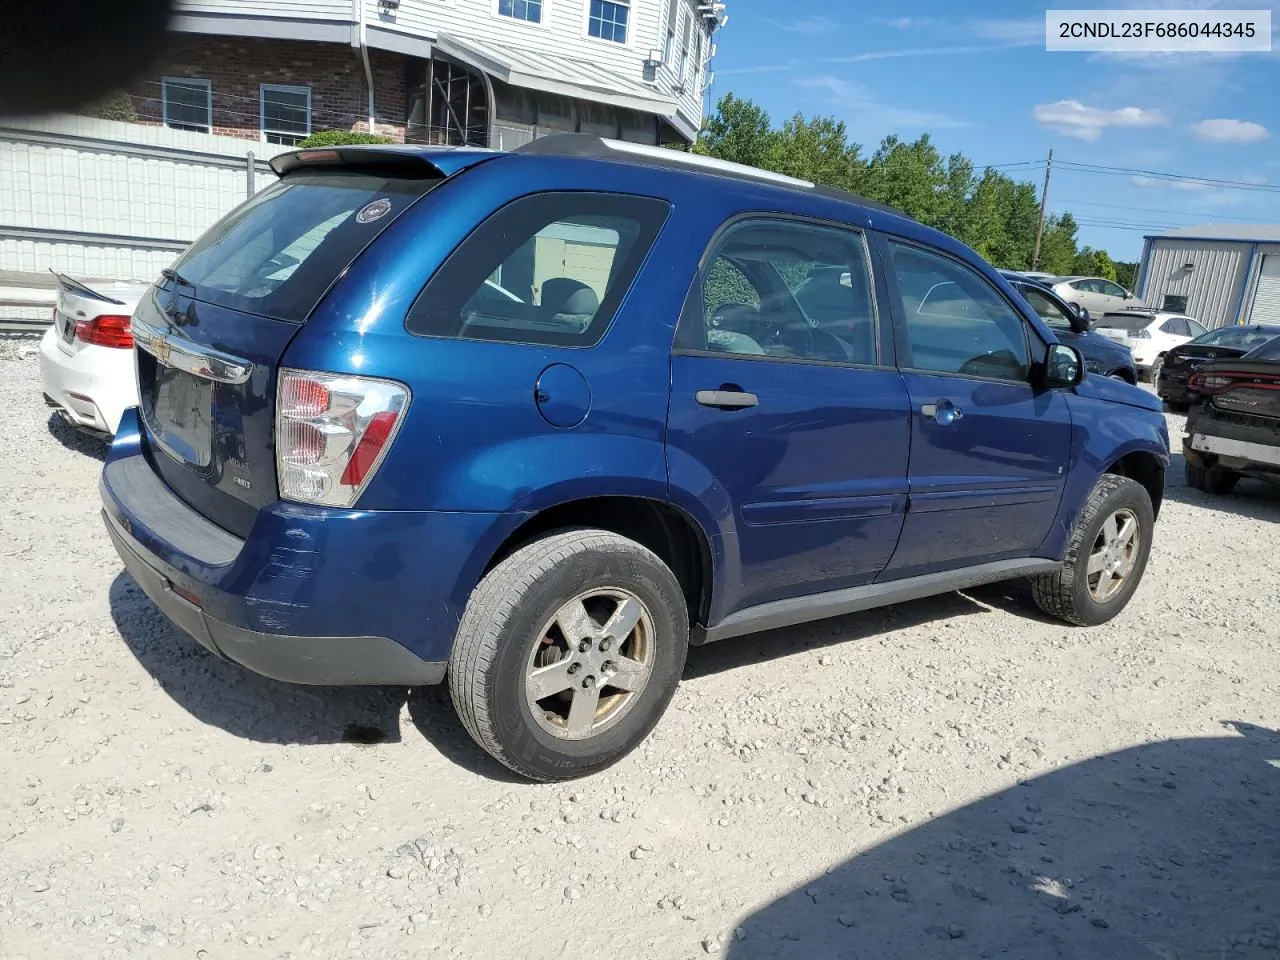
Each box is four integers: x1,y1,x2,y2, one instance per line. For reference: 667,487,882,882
2,335,1278,960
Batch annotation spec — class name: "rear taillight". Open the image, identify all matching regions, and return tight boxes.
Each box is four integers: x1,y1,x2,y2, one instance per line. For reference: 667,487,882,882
1188,371,1280,395
275,369,409,508
74,314,134,348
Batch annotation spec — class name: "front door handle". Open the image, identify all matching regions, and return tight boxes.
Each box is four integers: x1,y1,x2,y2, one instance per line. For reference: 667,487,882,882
921,399,964,425
696,389,759,409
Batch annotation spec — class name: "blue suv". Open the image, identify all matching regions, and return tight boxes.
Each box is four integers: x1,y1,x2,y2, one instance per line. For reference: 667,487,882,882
99,136,1170,780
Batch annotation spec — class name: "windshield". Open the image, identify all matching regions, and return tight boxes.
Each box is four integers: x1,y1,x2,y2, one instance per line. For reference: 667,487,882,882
1096,314,1152,334
1190,326,1280,350
167,169,438,323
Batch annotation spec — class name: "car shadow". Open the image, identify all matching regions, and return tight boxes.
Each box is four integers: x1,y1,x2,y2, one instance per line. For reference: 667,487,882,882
46,412,108,461
109,572,409,746
109,570,531,782
684,592,987,680
727,721,1280,960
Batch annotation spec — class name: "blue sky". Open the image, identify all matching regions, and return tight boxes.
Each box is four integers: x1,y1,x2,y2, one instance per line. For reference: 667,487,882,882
707,0,1280,261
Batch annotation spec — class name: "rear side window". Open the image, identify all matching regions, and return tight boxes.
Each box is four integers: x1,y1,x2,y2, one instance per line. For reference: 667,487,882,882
168,170,437,323
406,192,670,347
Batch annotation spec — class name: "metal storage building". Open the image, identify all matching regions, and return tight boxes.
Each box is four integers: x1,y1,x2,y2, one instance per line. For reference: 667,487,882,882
1135,224,1280,329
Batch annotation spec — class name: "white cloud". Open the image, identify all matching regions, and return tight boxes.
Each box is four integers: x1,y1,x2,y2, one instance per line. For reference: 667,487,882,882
792,75,972,130
967,18,1045,44
1131,175,1213,191
876,16,941,30
1191,118,1271,143
1032,100,1167,141
764,15,841,36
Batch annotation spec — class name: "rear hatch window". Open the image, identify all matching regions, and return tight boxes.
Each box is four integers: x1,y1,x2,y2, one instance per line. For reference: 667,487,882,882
166,169,437,323
1097,314,1152,334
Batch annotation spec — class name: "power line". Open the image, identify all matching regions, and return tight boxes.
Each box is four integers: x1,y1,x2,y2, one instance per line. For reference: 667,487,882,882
1055,160,1280,193
1052,196,1280,224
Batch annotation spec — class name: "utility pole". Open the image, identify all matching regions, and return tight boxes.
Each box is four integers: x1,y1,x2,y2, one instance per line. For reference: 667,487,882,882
1031,148,1053,270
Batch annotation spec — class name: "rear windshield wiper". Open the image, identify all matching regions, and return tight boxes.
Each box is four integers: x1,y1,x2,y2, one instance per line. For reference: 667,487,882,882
161,267,195,288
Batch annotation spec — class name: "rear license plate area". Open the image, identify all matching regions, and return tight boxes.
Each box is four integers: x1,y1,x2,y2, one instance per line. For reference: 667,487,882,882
139,354,214,469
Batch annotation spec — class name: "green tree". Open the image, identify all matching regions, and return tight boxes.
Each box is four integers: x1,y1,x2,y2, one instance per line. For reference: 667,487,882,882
1114,261,1138,289
695,93,778,169
693,92,1128,276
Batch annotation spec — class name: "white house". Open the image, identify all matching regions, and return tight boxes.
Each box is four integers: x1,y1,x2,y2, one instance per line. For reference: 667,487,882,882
125,0,728,147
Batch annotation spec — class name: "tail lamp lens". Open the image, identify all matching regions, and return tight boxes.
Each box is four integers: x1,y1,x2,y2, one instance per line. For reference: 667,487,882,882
275,370,409,508
74,314,134,348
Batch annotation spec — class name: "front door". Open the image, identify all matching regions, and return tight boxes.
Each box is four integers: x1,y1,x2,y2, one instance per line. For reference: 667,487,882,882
666,217,912,619
878,238,1074,580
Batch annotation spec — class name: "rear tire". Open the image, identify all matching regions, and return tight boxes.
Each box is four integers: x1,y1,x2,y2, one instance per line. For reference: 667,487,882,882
1032,474,1154,627
1186,462,1240,495
448,529,689,782
1149,355,1164,386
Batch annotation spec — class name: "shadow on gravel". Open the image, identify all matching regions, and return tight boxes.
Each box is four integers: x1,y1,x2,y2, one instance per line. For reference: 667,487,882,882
109,570,530,780
46,412,108,461
109,572,409,746
728,722,1280,960
1162,452,1280,523
684,592,986,680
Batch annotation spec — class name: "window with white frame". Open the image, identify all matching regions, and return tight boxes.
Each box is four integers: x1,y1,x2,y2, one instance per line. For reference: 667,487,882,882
680,12,692,81
162,78,212,133
497,0,542,23
260,84,311,145
664,0,679,62
588,0,630,42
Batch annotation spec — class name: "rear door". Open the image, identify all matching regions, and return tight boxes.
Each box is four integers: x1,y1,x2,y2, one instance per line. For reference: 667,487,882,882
666,216,911,617
130,161,450,536
877,237,1072,580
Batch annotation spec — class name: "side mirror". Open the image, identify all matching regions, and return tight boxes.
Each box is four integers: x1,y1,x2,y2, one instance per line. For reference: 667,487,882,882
1068,303,1091,333
1043,343,1085,388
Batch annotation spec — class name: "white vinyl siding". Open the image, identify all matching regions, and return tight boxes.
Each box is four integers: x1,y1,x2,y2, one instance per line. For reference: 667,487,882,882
1250,254,1280,324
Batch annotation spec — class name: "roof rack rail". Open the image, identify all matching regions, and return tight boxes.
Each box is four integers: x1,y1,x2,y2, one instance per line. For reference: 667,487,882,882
512,134,913,221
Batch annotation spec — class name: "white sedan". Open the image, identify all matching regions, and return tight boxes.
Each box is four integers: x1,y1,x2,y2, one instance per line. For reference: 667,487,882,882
1091,308,1209,381
40,273,152,435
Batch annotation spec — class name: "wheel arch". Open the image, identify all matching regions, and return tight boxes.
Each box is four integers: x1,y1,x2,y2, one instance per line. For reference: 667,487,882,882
480,496,717,628
1104,449,1165,520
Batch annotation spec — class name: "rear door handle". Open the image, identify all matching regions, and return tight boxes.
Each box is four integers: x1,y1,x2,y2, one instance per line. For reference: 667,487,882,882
696,389,759,409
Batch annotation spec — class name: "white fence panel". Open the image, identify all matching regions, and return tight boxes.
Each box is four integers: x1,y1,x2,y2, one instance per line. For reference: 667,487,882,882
0,114,290,282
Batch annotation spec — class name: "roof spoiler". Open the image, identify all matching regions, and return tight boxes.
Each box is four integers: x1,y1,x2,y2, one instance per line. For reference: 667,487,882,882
269,145,494,179
48,269,127,305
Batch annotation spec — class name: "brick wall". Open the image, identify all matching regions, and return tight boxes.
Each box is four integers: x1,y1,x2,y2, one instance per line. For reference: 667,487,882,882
128,36,410,143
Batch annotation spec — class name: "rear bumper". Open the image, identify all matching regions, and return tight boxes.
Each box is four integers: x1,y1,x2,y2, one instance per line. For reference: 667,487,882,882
38,326,135,434
100,408,525,685
1184,408,1280,481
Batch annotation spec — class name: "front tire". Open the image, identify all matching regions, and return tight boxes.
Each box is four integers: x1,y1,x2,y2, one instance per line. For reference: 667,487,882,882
1186,462,1240,495
1032,474,1154,627
448,529,689,782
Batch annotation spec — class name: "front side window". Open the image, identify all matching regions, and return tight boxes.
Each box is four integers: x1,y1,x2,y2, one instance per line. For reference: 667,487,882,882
498,0,543,22
1187,318,1208,337
407,192,670,347
261,84,311,145
162,78,211,133
678,219,878,366
588,0,630,42
1022,286,1073,331
890,242,1030,381
1101,280,1128,298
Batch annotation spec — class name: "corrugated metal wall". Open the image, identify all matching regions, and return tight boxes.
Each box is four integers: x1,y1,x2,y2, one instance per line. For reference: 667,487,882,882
1141,239,1249,329
0,114,288,280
